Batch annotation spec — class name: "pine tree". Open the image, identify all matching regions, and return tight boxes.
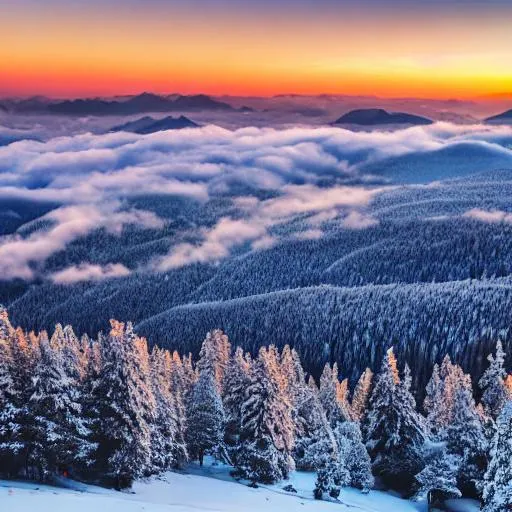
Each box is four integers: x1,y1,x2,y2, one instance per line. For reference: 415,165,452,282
0,319,24,477
423,363,444,437
364,349,427,492
446,373,487,496
61,325,83,382
482,401,512,512
319,363,351,426
93,320,154,488
223,347,251,456
479,341,509,419
78,334,91,383
314,455,350,501
293,376,337,471
235,346,294,484
196,330,231,394
9,323,38,478
182,353,198,400
280,346,302,431
186,370,225,466
150,347,186,472
336,378,353,422
414,446,461,502
168,350,189,465
334,421,374,493
27,334,93,480
351,368,373,423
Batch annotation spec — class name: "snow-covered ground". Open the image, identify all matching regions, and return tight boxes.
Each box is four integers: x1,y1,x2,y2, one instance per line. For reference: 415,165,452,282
0,459,478,512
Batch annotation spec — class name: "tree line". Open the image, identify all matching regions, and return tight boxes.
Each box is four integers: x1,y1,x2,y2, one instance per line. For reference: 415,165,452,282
0,306,511,510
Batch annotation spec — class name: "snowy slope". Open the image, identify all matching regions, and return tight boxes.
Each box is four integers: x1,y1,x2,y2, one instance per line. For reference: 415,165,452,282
1,465,424,512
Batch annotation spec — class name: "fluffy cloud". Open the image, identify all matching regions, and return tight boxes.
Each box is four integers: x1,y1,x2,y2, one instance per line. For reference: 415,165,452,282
259,184,377,219
1,122,511,206
342,210,379,229
0,204,165,280
157,217,267,269
294,229,324,240
2,121,512,278
51,263,131,284
463,208,512,224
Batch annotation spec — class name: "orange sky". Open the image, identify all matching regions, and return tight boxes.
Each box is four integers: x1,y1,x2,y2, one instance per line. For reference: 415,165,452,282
1,1,511,99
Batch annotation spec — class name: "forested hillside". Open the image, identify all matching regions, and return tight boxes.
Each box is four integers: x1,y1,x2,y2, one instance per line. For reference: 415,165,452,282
1,309,511,509
2,124,512,388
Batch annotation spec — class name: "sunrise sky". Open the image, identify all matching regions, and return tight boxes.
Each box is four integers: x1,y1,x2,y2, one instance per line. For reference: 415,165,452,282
1,0,511,99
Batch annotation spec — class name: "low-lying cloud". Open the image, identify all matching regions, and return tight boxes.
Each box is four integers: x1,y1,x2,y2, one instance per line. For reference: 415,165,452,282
0,204,165,280
1,122,512,279
464,208,512,224
51,263,131,284
157,217,267,270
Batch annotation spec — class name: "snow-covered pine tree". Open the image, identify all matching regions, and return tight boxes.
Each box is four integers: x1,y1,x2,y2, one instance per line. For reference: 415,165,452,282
93,320,154,488
182,353,198,399
169,351,186,394
27,330,41,362
235,346,294,484
80,338,102,477
482,400,512,512
263,345,295,464
2,313,39,478
223,346,251,456
336,377,353,422
314,454,350,501
319,363,351,426
351,368,373,423
60,325,83,382
0,318,24,477
423,363,445,437
78,333,92,383
149,346,184,472
27,333,93,480
281,345,315,446
414,445,461,502
293,376,337,471
439,355,469,428
280,346,306,401
186,370,225,466
479,341,509,419
446,372,487,497
364,349,427,492
196,330,231,394
319,363,337,424
162,349,188,467
334,421,374,493
167,350,189,465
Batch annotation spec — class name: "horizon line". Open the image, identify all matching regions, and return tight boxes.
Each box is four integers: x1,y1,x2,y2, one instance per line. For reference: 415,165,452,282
2,90,512,103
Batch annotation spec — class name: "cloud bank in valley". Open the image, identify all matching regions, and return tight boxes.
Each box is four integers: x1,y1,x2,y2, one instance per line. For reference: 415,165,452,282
464,208,512,224
1,122,511,281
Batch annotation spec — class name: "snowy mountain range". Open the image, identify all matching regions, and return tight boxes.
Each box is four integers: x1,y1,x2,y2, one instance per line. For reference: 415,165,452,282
0,93,237,116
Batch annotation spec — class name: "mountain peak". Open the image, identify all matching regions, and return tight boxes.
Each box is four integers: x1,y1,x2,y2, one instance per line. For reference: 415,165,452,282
486,109,512,123
110,115,199,134
334,108,433,126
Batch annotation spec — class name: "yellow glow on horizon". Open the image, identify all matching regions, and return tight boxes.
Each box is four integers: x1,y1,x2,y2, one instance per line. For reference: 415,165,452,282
1,5,511,99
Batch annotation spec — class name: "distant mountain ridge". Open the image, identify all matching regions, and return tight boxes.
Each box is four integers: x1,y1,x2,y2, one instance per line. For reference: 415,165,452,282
3,93,238,115
110,115,199,134
334,108,433,126
486,109,512,123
